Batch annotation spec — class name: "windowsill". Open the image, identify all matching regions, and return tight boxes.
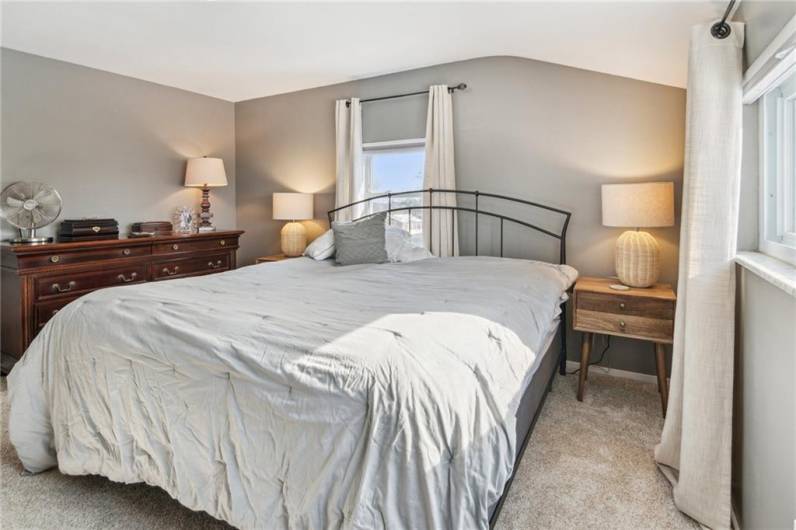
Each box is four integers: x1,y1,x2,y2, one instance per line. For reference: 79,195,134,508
735,251,796,298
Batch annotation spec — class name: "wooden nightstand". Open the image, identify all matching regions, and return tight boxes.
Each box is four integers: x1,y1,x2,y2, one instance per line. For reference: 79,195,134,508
572,277,676,415
255,254,297,263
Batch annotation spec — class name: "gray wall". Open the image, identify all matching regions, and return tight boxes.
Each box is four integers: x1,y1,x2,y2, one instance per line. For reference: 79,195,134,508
734,268,795,529
236,55,686,375
1,49,237,239
733,5,796,528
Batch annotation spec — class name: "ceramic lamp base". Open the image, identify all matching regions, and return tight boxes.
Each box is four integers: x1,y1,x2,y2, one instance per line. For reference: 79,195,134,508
281,221,307,257
615,230,660,288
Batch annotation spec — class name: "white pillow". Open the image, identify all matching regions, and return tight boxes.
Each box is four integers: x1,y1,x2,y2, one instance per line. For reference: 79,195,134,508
385,225,409,262
303,229,335,260
385,225,433,263
395,243,433,263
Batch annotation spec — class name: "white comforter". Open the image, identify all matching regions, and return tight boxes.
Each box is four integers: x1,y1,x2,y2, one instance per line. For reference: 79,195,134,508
8,256,576,529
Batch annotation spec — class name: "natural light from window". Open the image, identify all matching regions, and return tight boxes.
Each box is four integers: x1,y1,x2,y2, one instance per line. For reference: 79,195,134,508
760,66,796,266
362,139,425,244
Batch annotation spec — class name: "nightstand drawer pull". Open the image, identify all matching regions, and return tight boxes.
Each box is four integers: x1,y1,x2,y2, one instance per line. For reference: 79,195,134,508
50,255,60,263
208,260,223,269
619,320,626,328
122,248,131,256
117,272,138,283
162,266,180,276
619,302,626,310
172,244,180,251
51,281,77,293
219,240,226,246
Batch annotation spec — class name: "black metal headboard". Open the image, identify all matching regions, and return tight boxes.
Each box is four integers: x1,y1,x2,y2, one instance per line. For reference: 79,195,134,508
327,188,571,264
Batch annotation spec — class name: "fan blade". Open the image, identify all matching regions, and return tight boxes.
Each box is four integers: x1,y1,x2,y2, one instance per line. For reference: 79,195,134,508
5,197,24,208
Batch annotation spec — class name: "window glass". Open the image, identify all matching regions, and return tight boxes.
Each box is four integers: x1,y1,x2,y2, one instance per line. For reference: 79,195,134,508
362,141,425,243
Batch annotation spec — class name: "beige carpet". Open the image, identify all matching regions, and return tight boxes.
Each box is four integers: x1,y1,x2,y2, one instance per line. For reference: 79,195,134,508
1,373,697,529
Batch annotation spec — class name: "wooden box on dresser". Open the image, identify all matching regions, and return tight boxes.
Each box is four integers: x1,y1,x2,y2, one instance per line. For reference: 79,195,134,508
1,230,243,371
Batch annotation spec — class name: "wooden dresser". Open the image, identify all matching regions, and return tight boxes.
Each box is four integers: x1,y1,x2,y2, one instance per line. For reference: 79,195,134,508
1,230,243,370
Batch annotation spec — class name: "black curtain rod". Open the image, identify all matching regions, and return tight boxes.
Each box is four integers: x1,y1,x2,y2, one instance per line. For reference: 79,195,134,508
711,0,737,39
345,83,467,107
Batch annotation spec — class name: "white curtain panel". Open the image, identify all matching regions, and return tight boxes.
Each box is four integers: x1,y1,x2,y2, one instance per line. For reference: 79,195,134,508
334,98,364,222
423,85,459,257
654,22,744,529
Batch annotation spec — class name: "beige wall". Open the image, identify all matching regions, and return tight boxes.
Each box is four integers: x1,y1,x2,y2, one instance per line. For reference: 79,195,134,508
235,55,686,375
1,49,237,239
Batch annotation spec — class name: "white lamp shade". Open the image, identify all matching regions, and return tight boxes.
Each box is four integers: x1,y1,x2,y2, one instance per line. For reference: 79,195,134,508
185,157,228,187
601,182,675,228
273,192,313,221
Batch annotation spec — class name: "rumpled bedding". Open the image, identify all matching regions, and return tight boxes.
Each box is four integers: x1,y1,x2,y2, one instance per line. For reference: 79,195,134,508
8,256,577,529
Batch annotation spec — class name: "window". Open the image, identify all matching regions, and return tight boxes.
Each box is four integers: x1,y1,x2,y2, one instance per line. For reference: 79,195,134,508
362,138,425,243
760,66,796,265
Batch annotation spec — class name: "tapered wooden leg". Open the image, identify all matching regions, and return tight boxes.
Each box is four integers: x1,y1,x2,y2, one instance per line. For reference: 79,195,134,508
577,332,592,401
654,343,669,416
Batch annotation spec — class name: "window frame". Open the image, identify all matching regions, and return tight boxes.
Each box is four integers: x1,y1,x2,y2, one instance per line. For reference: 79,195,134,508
745,13,796,267
758,64,796,266
361,137,426,198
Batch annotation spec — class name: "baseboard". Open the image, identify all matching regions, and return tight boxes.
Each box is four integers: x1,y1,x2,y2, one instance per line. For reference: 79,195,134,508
565,360,659,385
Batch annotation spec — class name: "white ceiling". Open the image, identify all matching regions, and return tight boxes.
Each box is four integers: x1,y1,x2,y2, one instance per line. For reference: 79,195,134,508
1,1,729,102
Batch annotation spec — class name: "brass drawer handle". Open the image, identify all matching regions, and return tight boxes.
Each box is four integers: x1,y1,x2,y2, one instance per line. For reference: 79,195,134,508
122,248,131,256
162,266,180,276
172,244,180,251
117,272,138,283
51,281,77,293
219,240,226,246
50,255,60,263
207,260,223,269
619,320,626,329
92,226,101,233
619,302,626,310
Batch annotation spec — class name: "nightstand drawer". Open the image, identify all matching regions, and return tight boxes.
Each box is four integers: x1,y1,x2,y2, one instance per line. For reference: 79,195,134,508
576,291,674,319
576,309,673,342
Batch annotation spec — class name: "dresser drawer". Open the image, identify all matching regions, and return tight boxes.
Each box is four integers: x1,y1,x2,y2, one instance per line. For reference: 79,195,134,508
153,237,234,255
575,309,673,342
152,254,230,280
34,296,80,330
22,245,150,269
34,265,147,300
576,291,674,320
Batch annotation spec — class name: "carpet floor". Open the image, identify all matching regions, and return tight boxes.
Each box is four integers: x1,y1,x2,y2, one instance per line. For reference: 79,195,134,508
1,372,697,529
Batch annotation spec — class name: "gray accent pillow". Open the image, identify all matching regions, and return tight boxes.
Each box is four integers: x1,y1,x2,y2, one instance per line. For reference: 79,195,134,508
333,212,388,265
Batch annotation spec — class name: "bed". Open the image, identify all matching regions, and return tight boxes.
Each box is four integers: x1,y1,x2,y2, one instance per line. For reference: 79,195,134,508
8,190,575,529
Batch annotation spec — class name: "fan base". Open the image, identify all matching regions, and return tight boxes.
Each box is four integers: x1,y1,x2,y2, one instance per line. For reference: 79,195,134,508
9,236,53,245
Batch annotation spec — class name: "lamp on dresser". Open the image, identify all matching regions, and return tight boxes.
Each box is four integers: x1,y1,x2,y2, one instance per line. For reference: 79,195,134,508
601,182,675,289
273,192,313,257
185,157,228,232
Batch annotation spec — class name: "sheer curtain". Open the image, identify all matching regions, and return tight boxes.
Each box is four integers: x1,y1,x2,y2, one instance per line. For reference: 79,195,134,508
423,85,458,257
654,21,744,529
334,98,363,222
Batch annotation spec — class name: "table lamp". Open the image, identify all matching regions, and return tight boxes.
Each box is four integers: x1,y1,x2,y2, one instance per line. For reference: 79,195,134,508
185,157,228,232
273,192,314,256
601,182,674,289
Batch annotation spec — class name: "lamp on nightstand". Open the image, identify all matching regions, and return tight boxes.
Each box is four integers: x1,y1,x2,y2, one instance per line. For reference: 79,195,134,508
602,182,674,289
273,192,314,256
185,157,228,232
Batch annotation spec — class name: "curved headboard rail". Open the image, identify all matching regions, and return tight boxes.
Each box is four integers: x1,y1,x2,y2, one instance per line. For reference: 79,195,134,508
327,188,571,264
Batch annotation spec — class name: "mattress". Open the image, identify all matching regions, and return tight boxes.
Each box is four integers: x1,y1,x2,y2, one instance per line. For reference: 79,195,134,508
8,256,577,529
